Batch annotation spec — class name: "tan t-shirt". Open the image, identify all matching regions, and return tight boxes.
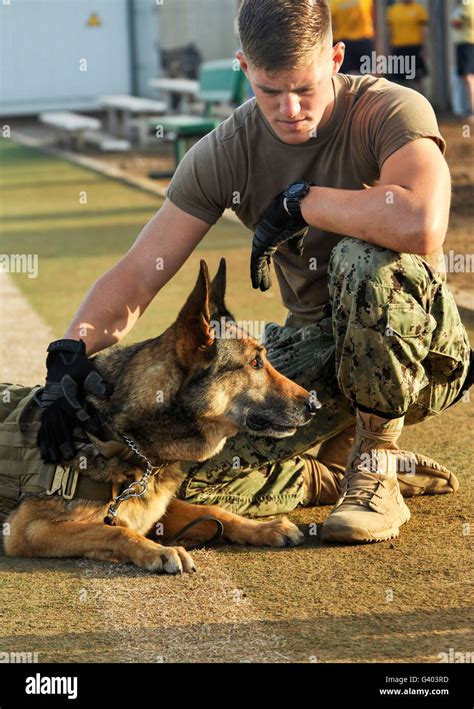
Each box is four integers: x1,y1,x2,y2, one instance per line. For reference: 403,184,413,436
167,73,446,326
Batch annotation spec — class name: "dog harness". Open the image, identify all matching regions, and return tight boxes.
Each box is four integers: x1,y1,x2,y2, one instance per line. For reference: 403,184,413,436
0,383,223,547
0,384,147,517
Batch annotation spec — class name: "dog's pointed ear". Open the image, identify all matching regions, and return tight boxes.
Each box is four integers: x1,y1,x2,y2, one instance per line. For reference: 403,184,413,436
175,260,215,368
209,258,236,323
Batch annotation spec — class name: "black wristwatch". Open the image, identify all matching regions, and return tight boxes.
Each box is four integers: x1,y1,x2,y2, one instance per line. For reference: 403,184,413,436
282,181,313,223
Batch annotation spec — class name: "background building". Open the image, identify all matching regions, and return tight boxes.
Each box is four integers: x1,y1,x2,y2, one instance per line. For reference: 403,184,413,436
0,0,468,116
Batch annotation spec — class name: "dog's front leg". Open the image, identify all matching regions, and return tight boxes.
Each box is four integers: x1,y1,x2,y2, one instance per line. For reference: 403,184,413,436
6,517,196,573
163,498,305,547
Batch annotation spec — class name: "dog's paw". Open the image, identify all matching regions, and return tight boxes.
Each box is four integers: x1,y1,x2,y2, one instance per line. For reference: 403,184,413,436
230,516,304,547
254,516,304,547
139,544,196,574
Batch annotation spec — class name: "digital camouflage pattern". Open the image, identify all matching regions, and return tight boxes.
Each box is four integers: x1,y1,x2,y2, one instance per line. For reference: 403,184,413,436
329,238,470,418
177,238,471,516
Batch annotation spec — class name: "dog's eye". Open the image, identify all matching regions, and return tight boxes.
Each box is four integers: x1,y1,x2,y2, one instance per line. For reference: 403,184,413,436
249,356,262,370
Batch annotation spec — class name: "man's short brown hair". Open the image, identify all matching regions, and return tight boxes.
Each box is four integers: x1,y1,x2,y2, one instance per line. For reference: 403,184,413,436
238,0,332,72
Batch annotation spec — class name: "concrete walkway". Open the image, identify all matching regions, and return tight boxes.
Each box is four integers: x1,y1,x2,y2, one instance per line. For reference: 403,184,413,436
0,273,51,386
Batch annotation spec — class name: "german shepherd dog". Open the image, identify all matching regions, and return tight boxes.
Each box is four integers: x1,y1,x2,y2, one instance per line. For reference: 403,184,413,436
4,260,315,574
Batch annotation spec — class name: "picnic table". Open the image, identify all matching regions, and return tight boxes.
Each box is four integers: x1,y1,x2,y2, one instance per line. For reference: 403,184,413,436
39,112,130,152
39,112,101,149
100,95,167,146
147,60,248,178
148,78,200,112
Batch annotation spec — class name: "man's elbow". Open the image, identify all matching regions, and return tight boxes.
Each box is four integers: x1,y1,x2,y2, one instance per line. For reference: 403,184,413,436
412,213,447,255
416,230,445,256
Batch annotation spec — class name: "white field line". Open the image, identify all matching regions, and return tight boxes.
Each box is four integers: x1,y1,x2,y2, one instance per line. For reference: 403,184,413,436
0,273,51,385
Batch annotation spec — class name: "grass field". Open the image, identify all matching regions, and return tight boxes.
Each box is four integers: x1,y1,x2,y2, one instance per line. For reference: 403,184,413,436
0,140,286,341
0,139,472,664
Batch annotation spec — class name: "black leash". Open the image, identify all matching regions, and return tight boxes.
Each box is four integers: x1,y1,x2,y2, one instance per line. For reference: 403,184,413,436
163,516,225,549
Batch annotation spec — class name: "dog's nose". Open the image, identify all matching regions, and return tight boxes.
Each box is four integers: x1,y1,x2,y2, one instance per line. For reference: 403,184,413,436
306,397,321,416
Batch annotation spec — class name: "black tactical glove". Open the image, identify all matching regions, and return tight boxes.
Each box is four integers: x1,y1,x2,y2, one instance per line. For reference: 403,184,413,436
36,339,112,463
251,189,309,291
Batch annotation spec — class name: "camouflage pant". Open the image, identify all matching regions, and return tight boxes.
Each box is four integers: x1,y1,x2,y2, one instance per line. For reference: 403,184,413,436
176,237,471,517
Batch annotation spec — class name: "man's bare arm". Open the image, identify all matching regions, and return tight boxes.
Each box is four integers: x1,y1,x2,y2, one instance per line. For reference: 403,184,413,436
300,137,451,255
64,199,211,355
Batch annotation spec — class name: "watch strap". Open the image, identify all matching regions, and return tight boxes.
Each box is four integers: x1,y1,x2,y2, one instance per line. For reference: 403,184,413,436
284,196,305,221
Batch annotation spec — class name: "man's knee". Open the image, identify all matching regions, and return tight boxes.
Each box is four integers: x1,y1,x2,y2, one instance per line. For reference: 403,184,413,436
329,237,383,277
329,236,365,271
328,237,425,289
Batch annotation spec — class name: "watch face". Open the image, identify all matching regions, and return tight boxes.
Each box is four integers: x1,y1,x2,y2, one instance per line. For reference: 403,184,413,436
288,182,306,195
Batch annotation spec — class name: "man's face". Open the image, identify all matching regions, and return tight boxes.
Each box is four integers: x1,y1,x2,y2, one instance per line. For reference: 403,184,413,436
236,43,345,145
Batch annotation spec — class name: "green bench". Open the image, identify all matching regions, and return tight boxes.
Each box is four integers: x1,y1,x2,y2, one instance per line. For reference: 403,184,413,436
149,59,248,178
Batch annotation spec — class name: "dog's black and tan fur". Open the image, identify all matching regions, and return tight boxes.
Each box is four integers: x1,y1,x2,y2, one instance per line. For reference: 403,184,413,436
5,260,314,573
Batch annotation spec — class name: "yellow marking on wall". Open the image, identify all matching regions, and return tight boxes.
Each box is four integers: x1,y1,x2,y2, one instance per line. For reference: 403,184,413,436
87,13,102,28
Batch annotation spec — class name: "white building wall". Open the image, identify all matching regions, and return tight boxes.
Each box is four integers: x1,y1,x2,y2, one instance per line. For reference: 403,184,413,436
0,0,132,116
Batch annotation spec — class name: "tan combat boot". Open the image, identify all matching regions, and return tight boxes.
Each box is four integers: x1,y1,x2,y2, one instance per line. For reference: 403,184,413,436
301,425,459,507
320,411,411,543
395,453,459,497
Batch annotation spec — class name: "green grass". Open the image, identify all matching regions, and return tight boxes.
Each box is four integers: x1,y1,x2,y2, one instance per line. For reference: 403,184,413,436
0,140,286,341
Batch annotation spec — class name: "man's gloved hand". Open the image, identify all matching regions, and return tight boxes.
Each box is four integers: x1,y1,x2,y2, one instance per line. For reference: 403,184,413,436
251,191,309,291
36,339,112,463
